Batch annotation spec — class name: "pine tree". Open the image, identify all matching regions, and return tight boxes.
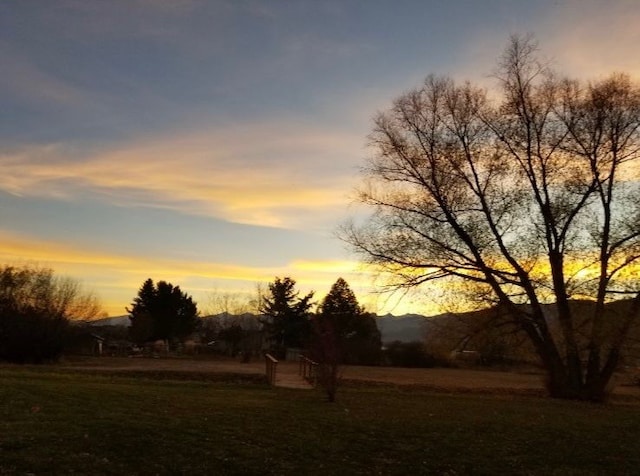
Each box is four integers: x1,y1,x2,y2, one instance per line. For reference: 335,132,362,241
315,278,381,365
128,279,199,344
260,277,314,352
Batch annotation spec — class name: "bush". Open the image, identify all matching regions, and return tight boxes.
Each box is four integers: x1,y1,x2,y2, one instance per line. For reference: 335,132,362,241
0,265,102,363
0,308,70,363
478,342,513,367
384,341,445,368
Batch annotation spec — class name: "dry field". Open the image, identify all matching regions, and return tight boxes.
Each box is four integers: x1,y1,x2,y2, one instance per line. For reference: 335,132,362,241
60,355,266,375
54,355,640,400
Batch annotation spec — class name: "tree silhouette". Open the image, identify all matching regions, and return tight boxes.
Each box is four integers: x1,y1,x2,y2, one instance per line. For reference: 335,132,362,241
314,278,381,365
312,278,382,401
260,277,314,352
0,264,103,363
344,35,640,401
128,278,199,345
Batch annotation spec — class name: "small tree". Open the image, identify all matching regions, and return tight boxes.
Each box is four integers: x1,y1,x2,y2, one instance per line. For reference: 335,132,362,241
311,278,382,401
218,324,245,357
260,277,314,356
127,278,199,346
311,316,341,402
315,278,382,365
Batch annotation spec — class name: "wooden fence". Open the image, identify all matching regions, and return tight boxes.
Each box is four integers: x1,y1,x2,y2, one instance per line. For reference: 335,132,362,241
298,354,318,387
265,353,278,385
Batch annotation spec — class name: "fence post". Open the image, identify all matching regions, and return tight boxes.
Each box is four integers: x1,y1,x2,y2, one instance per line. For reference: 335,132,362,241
298,354,318,387
265,353,278,386
299,353,305,377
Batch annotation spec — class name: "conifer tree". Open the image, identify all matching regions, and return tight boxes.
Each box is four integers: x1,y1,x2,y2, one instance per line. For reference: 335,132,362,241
128,278,199,344
315,278,381,366
260,277,314,351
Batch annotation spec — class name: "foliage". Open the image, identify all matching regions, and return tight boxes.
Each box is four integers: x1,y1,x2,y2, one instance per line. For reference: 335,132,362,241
2,368,640,475
205,288,260,316
0,265,103,363
314,278,382,366
384,340,441,368
345,35,640,401
259,277,314,354
0,307,69,364
200,313,263,360
218,324,245,356
310,315,341,402
423,306,534,368
311,278,381,401
127,278,199,344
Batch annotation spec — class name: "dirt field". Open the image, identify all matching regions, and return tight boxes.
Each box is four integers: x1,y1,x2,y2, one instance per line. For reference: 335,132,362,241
60,355,267,375
52,355,640,399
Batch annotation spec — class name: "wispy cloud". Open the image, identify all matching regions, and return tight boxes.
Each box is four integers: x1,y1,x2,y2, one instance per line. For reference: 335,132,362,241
0,120,363,229
0,230,371,315
0,42,88,107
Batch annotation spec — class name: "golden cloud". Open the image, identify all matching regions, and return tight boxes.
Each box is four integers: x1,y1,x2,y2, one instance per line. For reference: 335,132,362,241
291,258,361,272
0,121,362,229
0,230,398,316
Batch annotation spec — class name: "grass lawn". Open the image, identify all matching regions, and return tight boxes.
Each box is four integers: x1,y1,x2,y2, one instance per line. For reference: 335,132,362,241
1,367,639,475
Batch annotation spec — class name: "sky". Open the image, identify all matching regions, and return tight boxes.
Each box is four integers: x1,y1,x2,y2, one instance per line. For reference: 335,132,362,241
1,0,639,317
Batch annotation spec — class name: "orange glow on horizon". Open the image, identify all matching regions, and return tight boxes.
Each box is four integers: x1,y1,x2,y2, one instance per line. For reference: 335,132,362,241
0,231,426,317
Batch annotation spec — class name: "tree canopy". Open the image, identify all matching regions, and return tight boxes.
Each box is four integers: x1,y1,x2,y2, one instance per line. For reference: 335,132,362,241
128,278,199,344
314,278,381,365
260,276,314,351
0,264,103,363
345,35,640,401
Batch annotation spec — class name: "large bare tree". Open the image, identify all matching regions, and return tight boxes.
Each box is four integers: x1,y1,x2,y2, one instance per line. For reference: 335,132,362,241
344,36,640,401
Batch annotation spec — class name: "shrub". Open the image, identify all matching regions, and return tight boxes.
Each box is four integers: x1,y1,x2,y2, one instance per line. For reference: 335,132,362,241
0,308,70,363
0,265,102,363
384,341,445,368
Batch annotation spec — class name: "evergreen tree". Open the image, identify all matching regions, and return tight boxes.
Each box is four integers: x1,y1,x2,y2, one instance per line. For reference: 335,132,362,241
260,277,314,351
315,278,382,365
128,278,199,344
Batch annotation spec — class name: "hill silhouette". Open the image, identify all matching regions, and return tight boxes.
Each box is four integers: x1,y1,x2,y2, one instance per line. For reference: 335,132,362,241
89,312,434,343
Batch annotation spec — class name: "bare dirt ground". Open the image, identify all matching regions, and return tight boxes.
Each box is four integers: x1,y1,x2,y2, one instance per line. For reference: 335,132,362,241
342,365,640,399
60,355,267,375
50,355,640,400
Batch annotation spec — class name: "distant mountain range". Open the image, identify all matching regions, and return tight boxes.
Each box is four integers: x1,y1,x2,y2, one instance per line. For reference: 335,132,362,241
376,313,439,343
88,313,433,343
90,315,130,327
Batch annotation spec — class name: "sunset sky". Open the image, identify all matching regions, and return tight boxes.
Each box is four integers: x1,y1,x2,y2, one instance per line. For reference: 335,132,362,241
1,1,639,317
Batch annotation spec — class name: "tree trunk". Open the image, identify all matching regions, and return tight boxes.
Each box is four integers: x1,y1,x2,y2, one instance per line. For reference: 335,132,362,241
320,362,339,402
543,357,613,402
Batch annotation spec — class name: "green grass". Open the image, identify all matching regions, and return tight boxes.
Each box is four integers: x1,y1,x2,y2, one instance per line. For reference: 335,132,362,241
1,368,639,475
